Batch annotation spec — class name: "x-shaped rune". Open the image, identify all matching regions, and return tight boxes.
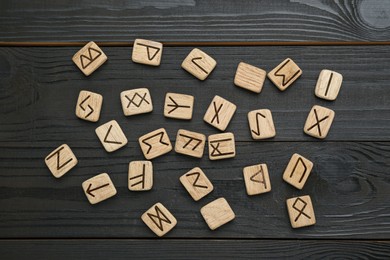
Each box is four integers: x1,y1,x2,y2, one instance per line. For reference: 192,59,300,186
126,92,150,108
307,109,329,137
210,102,223,124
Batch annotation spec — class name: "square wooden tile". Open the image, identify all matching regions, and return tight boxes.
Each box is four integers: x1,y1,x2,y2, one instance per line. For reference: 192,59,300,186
75,90,103,122
200,197,235,230
234,62,266,93
82,173,117,205
267,58,302,91
139,128,172,159
132,39,163,66
175,129,206,158
141,202,177,237
72,41,107,76
286,195,316,228
181,48,217,80
45,144,78,178
180,167,213,201
208,132,235,160
315,69,343,101
95,120,128,152
243,164,271,195
247,109,276,140
304,105,335,139
164,92,194,120
128,161,153,191
120,88,153,116
283,153,313,190
204,95,237,131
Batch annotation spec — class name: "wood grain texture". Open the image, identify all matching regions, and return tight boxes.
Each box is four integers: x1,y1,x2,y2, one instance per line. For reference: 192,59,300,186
0,0,389,43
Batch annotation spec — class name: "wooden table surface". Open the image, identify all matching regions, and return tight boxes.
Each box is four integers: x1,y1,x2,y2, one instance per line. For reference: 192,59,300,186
0,1,389,259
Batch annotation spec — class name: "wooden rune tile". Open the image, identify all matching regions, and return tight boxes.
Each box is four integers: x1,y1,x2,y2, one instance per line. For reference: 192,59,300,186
72,41,107,76
128,161,153,191
247,109,276,140
139,128,172,160
175,129,206,158
208,132,235,160
120,88,153,116
141,202,177,237
164,92,194,120
267,58,302,91
200,197,235,230
45,144,78,178
181,48,217,80
75,90,103,122
82,173,117,205
283,153,313,190
132,39,163,66
304,105,335,139
243,164,271,195
203,95,237,131
95,120,128,152
286,195,316,228
315,69,343,101
180,167,213,201
234,62,267,93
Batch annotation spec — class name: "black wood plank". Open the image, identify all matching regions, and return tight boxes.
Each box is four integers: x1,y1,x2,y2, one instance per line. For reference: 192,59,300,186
0,0,389,42
0,141,389,238
0,46,389,142
1,239,389,259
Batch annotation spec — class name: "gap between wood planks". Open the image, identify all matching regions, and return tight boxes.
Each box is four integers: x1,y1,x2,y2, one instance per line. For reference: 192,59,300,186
0,41,390,47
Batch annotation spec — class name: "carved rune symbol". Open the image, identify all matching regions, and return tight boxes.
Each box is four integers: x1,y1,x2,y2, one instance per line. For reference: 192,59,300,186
179,134,202,151
136,43,160,61
45,146,73,170
274,59,301,87
166,96,191,114
210,102,223,124
307,109,329,137
292,197,311,222
147,205,172,231
186,172,208,189
79,95,94,118
130,164,146,189
324,72,334,97
103,125,122,144
251,112,266,136
86,183,110,197
80,47,102,69
210,138,234,157
126,92,150,108
191,57,208,74
290,157,307,183
250,165,267,189
142,132,169,154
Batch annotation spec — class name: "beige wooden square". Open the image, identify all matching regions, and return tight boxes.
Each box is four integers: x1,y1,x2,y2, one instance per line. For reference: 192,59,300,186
234,62,266,93
286,195,316,228
200,197,235,230
132,39,163,66
175,129,206,158
164,92,194,120
208,132,235,160
75,90,103,122
72,41,107,76
304,105,335,139
128,161,153,191
267,58,302,91
141,202,177,237
95,120,128,152
243,164,271,195
180,167,213,201
45,144,78,178
204,95,237,131
120,88,153,116
283,153,313,190
181,48,217,80
247,109,276,140
139,128,172,159
82,173,117,205
315,69,343,101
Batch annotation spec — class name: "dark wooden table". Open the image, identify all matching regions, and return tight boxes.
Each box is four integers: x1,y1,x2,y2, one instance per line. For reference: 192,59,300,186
1,1,389,258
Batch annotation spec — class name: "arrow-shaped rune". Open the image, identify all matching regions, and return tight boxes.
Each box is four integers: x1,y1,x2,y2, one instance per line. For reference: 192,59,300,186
86,183,110,197
191,57,208,74
79,95,94,118
166,96,191,114
104,125,122,144
142,132,169,154
251,112,266,136
186,172,208,189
